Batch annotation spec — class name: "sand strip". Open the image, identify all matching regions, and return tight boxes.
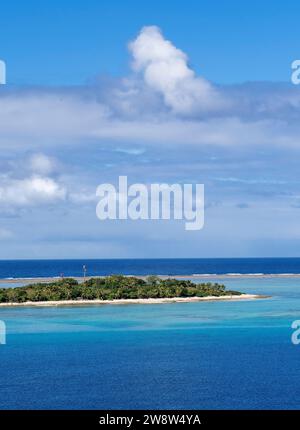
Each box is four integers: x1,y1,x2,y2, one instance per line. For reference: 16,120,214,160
0,294,267,308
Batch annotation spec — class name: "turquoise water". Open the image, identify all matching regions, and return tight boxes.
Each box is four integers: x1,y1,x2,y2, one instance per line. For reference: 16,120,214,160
0,277,300,409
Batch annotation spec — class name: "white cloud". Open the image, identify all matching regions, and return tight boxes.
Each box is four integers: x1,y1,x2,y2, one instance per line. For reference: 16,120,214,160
0,175,66,207
129,26,225,114
0,92,110,147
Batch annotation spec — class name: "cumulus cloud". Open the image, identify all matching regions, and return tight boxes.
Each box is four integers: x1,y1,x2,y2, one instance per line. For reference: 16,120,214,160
0,175,66,207
129,26,224,114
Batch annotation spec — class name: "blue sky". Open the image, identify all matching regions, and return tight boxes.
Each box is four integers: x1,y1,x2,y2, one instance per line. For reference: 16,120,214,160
0,1,300,259
1,0,299,85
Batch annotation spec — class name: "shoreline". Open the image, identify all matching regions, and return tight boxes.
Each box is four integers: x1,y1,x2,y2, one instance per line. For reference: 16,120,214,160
0,294,266,308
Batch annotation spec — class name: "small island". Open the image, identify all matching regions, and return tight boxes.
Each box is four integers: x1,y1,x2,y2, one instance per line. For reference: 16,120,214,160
0,275,263,307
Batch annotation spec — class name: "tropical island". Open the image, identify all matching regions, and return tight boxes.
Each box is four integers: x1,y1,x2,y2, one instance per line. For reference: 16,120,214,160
0,275,263,307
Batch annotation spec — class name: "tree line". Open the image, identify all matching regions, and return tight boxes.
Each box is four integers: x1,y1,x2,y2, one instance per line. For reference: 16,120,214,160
0,275,242,303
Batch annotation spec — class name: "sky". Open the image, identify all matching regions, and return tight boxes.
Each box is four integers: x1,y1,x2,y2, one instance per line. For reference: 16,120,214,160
0,0,300,259
1,0,300,85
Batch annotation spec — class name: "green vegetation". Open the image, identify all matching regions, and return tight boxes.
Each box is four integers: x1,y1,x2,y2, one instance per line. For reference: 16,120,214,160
0,275,242,303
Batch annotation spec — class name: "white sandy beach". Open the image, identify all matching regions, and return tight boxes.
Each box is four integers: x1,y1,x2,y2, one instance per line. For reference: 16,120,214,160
0,294,265,308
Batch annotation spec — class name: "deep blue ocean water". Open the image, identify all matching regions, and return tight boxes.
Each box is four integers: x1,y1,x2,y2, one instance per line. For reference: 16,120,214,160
0,259,300,409
1,257,300,278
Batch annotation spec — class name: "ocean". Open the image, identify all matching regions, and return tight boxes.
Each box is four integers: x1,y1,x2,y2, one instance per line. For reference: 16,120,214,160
1,257,300,279
0,258,300,409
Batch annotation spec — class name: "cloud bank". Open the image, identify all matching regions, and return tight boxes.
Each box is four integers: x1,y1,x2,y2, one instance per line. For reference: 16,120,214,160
0,26,299,152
